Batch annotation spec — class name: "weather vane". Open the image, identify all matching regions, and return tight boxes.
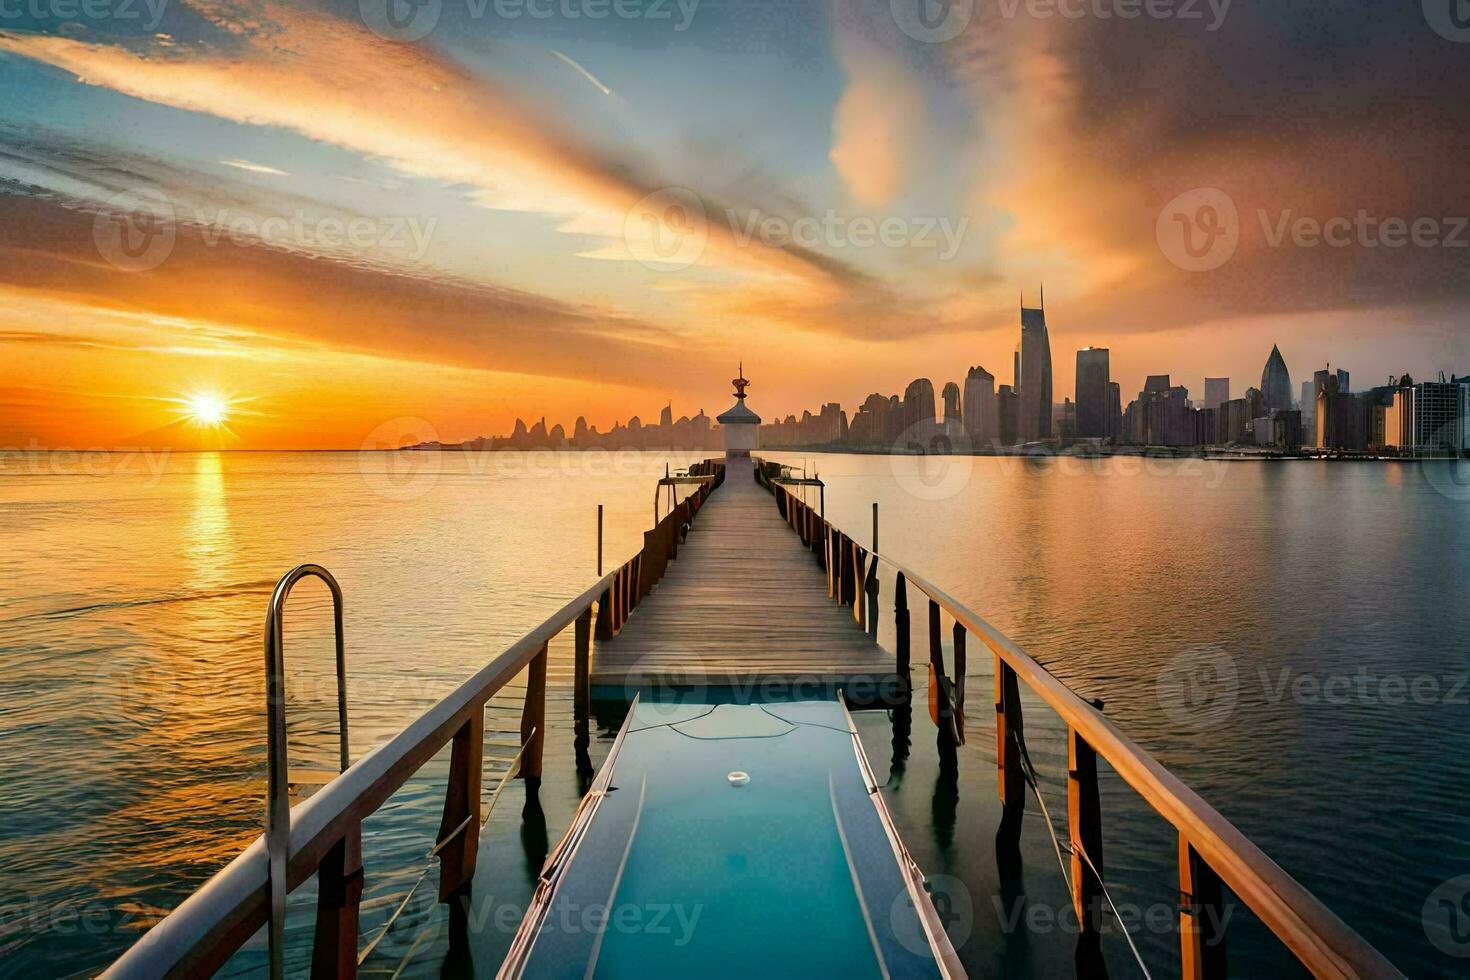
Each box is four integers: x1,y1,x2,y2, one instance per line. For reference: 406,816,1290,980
732,361,750,399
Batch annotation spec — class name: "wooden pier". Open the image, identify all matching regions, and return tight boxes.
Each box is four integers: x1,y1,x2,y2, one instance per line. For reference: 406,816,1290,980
591,472,897,692
102,455,1402,980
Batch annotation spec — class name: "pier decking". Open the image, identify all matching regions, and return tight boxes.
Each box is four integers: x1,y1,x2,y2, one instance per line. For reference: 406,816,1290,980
102,455,1401,980
591,474,895,690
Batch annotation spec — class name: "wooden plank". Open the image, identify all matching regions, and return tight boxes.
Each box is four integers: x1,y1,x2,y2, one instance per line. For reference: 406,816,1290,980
591,475,898,690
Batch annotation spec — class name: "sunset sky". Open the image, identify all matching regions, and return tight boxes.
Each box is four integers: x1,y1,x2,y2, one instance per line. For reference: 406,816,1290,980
1,0,1466,448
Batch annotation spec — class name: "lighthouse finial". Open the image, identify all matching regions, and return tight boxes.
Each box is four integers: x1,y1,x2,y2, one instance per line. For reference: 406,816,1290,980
732,362,750,400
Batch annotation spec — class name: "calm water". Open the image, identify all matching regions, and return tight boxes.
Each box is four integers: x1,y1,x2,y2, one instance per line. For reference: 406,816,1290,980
1,450,1467,976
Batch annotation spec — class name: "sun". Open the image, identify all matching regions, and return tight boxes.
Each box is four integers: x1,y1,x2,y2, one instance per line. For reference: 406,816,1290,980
183,392,230,427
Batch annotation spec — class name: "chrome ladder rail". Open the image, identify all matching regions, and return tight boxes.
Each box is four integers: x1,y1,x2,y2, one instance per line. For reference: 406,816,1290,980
264,564,350,980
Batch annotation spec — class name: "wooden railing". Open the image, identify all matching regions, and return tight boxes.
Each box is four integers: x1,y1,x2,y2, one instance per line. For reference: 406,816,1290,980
756,460,1400,980
103,460,724,979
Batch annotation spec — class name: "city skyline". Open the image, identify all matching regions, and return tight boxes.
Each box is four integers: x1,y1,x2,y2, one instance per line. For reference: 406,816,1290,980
5,287,1459,450
413,306,1468,457
1,3,1468,449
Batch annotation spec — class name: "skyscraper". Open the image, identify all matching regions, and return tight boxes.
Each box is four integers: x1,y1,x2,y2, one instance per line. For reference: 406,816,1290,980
1313,369,1333,398
903,378,936,435
1315,373,1367,450
1107,382,1122,442
1018,293,1053,442
1204,377,1231,413
996,384,1019,447
963,366,997,446
1075,347,1110,438
941,381,962,426
1261,345,1293,414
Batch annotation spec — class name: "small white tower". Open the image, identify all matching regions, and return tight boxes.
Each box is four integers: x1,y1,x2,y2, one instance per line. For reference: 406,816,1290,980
716,363,761,458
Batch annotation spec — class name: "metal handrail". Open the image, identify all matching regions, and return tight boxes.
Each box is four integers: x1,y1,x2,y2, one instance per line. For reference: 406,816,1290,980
103,571,614,979
263,563,349,980
761,474,1400,979
653,472,716,525
104,458,727,979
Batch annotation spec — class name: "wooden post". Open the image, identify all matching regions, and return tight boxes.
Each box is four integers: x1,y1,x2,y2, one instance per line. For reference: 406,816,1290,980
1180,836,1228,980
865,564,879,640
928,598,959,760
867,503,880,638
520,645,547,782
596,504,603,576
618,565,629,628
623,562,632,626
608,568,619,633
928,599,942,672
617,565,627,628
952,621,967,742
595,586,613,640
437,710,483,901
1069,727,1105,967
312,823,362,978
928,598,942,701
828,528,839,598
850,543,864,613
573,610,591,758
894,572,910,694
995,657,1025,864
840,537,858,606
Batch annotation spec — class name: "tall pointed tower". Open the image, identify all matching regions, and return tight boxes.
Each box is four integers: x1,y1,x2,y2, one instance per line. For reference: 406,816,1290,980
1018,285,1053,442
717,363,761,458
1260,344,1294,415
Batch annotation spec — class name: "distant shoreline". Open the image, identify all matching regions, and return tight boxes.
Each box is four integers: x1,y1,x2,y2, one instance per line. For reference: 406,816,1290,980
395,444,1464,462
2,446,1463,462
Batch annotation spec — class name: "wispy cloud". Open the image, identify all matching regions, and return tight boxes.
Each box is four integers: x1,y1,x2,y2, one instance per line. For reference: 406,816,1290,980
550,49,613,97
218,158,288,176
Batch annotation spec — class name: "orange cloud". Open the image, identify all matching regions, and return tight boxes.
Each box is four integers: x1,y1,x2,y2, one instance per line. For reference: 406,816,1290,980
829,36,927,208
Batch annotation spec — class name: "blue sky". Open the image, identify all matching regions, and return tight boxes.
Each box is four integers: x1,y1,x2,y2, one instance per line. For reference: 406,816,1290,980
0,0,1466,446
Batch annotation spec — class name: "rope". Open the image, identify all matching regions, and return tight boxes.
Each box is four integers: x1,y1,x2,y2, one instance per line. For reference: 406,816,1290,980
1073,839,1153,980
357,726,535,967
1016,745,1152,979
625,703,719,733
756,702,856,735
1017,749,1072,896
